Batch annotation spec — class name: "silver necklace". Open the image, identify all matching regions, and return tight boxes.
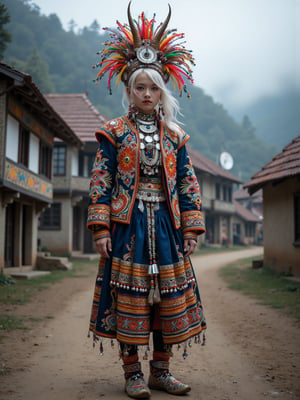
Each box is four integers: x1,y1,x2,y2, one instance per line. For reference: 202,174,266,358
135,114,161,175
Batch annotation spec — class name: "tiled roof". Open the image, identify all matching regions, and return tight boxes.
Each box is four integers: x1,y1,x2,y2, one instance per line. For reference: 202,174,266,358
188,146,243,184
45,94,107,142
0,61,82,147
252,207,263,219
233,200,261,222
233,187,263,201
244,135,300,194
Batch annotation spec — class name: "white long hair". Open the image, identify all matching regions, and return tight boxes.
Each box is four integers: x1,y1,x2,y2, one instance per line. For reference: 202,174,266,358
122,68,183,134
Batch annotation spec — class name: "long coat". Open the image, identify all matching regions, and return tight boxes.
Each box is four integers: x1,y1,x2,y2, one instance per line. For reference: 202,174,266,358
87,116,206,347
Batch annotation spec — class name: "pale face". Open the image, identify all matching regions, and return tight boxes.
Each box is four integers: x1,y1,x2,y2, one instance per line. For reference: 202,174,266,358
127,72,161,115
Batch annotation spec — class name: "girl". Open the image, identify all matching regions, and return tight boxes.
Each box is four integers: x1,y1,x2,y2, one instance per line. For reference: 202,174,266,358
87,4,206,398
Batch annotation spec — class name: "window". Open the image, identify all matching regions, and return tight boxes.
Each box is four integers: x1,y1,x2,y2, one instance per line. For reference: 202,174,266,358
19,126,30,167
28,133,40,173
223,186,227,202
53,145,66,176
39,203,61,229
294,193,300,245
245,223,254,237
221,185,232,202
216,183,220,200
79,152,96,177
228,187,232,203
6,115,19,161
39,142,52,179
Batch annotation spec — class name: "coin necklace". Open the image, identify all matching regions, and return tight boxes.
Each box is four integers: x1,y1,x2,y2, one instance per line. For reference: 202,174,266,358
136,114,161,176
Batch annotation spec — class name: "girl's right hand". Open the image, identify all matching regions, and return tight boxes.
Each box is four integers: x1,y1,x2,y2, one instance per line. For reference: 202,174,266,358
95,237,112,258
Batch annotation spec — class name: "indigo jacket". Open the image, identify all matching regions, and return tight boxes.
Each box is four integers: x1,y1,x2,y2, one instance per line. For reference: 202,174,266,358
87,116,205,237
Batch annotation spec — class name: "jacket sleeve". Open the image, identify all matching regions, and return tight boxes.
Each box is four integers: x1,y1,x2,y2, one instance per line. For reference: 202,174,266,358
86,133,117,235
176,143,206,238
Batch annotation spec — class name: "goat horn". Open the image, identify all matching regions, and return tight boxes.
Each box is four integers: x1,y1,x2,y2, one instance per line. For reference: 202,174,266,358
151,4,171,50
127,1,142,48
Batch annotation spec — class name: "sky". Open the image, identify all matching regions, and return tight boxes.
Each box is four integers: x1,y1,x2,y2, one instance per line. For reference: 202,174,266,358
32,0,299,111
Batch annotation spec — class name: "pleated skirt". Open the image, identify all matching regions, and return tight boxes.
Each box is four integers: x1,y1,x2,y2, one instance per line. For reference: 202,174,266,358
89,201,206,347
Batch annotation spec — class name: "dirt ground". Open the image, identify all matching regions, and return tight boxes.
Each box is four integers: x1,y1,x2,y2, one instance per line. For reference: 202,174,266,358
0,247,299,400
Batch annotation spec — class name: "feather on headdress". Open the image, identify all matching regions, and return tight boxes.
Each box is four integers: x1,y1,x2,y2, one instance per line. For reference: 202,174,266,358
93,1,195,97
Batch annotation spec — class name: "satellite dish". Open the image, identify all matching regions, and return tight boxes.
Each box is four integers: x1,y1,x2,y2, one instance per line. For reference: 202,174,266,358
220,152,234,170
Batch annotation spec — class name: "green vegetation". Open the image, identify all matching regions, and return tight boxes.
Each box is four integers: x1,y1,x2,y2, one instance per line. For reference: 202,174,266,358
0,314,29,343
220,257,300,321
0,259,96,342
195,244,247,255
0,362,12,376
2,0,282,182
0,314,28,331
0,259,95,305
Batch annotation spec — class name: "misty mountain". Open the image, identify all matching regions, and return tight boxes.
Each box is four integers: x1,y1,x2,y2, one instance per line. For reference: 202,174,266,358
235,90,300,149
2,0,281,183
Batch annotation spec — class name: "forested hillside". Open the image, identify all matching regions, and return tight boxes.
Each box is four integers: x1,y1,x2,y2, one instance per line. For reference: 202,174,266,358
236,90,300,149
2,0,280,182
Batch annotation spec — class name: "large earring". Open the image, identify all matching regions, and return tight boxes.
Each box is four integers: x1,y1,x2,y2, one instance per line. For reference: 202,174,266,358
158,101,165,120
128,103,137,120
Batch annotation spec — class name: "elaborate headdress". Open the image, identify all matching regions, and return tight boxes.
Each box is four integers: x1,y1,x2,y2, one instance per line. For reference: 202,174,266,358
93,1,195,97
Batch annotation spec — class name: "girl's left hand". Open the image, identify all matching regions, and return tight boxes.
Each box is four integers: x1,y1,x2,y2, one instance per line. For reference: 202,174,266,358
183,239,197,257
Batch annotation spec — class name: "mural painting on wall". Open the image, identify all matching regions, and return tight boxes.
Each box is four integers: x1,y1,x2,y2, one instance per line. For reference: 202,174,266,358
4,160,52,199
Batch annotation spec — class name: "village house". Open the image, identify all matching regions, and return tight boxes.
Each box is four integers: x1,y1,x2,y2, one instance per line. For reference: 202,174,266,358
38,94,107,256
244,135,300,276
231,199,262,245
0,62,82,274
233,187,263,220
233,187,263,245
187,147,259,246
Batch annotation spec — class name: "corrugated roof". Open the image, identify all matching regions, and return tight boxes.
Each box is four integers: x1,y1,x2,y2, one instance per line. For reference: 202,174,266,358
187,146,243,184
45,94,107,142
244,135,300,194
0,61,83,148
233,200,261,222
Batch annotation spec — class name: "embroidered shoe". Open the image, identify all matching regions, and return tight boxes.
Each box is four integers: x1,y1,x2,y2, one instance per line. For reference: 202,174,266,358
123,362,151,399
125,373,151,399
148,360,191,395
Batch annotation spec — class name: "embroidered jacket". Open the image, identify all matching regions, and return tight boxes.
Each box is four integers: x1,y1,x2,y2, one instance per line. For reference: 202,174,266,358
87,116,205,237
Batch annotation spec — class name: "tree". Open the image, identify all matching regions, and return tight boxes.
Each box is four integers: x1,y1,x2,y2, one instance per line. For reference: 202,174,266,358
68,19,77,32
90,20,100,32
242,115,256,137
0,4,11,58
25,49,55,93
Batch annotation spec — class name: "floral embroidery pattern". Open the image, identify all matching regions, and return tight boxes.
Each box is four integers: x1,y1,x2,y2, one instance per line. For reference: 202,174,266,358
162,135,180,226
165,152,176,178
89,148,112,203
118,142,136,186
101,287,117,332
111,185,131,218
123,234,136,263
106,118,125,136
180,156,202,210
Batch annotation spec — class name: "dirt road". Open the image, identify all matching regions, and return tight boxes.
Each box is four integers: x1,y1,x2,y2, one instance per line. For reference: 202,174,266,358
1,247,299,400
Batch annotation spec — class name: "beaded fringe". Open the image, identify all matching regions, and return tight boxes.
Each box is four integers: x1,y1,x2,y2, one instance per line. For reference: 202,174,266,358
88,330,206,359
